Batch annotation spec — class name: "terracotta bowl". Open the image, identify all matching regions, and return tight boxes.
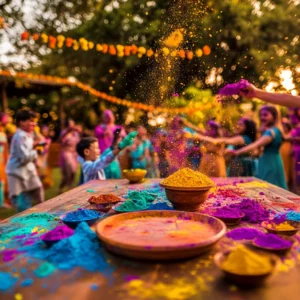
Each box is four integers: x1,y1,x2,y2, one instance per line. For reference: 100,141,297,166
252,236,295,255
96,210,226,260
123,169,147,183
261,221,300,236
60,214,102,229
214,250,278,286
159,183,215,212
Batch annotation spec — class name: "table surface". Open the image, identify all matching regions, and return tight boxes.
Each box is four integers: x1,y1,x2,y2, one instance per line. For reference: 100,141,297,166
1,177,300,300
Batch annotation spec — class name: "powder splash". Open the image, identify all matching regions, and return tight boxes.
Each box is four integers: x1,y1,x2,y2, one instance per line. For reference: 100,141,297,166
221,245,273,275
218,79,250,97
161,168,214,187
63,209,101,222
229,198,270,223
226,228,263,241
41,225,74,241
254,234,293,250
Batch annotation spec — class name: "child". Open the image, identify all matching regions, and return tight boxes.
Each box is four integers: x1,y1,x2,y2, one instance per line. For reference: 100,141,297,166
76,132,137,183
6,110,44,212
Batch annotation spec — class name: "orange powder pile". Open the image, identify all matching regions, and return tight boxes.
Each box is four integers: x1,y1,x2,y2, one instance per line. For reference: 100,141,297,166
161,168,214,187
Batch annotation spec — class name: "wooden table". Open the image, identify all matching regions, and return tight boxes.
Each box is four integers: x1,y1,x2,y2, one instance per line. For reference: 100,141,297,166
1,178,300,300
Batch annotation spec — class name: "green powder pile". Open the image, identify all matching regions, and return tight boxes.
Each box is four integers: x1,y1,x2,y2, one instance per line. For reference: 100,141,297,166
11,213,56,227
116,190,157,212
34,262,56,278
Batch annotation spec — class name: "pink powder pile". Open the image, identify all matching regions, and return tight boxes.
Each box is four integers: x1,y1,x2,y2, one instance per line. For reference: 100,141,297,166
41,225,74,241
213,207,243,219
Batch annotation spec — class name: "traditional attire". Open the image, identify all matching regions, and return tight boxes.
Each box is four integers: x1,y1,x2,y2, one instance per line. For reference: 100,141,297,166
291,127,300,193
280,136,293,188
0,131,8,207
257,128,287,189
6,129,44,212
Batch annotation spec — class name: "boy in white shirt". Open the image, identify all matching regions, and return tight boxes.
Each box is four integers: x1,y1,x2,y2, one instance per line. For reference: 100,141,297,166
76,132,137,183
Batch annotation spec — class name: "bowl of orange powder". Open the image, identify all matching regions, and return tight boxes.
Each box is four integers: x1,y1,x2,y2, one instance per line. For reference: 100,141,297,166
160,168,215,212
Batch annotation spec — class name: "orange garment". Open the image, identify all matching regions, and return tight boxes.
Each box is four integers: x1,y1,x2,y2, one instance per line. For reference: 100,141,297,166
280,140,294,186
199,141,226,177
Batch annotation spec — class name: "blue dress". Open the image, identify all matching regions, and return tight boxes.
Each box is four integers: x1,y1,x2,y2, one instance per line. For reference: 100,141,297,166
228,135,255,177
257,128,287,189
131,140,151,170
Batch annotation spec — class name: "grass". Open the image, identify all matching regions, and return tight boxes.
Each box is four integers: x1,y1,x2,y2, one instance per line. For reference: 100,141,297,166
0,168,80,221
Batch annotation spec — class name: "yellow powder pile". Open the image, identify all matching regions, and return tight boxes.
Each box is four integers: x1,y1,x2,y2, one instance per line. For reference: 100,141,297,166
221,245,273,275
161,168,214,188
267,221,295,231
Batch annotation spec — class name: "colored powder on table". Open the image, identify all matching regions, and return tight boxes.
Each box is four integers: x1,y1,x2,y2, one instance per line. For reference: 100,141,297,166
2,249,21,262
25,222,113,273
20,278,33,287
63,209,100,222
221,245,273,275
34,262,56,278
11,213,56,227
161,168,214,188
218,79,250,97
226,228,263,241
213,207,243,219
229,198,270,223
41,225,74,241
147,202,174,210
88,194,121,204
0,271,17,291
267,221,295,231
286,211,300,222
254,234,293,249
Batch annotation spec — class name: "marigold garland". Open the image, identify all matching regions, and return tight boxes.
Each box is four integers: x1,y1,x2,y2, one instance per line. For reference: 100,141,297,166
0,70,196,113
20,32,211,60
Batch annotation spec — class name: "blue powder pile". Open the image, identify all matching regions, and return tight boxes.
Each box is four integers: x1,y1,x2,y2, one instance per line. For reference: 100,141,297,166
25,222,113,273
147,202,174,210
0,271,17,291
21,278,34,287
63,209,100,222
34,262,56,278
286,211,300,222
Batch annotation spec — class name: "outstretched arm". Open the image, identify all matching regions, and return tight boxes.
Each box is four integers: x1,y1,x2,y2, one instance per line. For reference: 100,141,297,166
235,135,272,156
240,84,300,108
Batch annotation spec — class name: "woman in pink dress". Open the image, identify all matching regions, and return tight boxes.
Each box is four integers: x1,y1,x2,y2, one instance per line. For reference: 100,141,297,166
95,110,126,178
58,119,80,194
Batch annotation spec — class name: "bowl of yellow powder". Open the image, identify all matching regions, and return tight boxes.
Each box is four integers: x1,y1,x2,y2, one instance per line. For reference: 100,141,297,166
123,169,147,183
160,168,215,211
214,245,278,286
261,220,299,236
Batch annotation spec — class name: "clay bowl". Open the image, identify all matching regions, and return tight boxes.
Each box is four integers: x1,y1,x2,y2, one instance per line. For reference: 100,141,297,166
213,212,245,226
261,221,300,236
123,169,147,183
87,202,120,213
214,250,278,286
252,236,295,255
159,183,215,212
60,213,102,229
96,210,226,260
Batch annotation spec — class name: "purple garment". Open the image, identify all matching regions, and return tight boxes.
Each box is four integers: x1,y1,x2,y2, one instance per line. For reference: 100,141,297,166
291,127,300,191
95,124,125,152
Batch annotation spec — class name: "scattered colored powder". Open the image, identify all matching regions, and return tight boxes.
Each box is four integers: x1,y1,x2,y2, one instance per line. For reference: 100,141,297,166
218,79,250,97
11,213,56,227
41,225,74,241
90,284,99,290
0,271,17,291
221,245,273,275
2,249,21,262
213,207,243,219
20,278,33,287
267,221,295,231
230,198,269,223
15,293,23,300
88,194,121,204
63,209,101,222
160,168,214,188
286,211,300,222
26,222,113,273
147,202,174,210
226,228,263,241
116,190,157,212
87,189,95,193
125,278,208,300
34,262,56,278
254,234,293,249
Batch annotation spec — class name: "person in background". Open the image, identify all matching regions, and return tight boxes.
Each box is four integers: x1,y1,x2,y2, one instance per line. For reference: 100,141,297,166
240,82,300,108
231,106,287,189
187,139,202,170
77,132,137,183
6,110,44,212
95,110,126,179
199,120,226,177
0,113,9,207
58,119,80,194
280,118,293,190
290,109,300,194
